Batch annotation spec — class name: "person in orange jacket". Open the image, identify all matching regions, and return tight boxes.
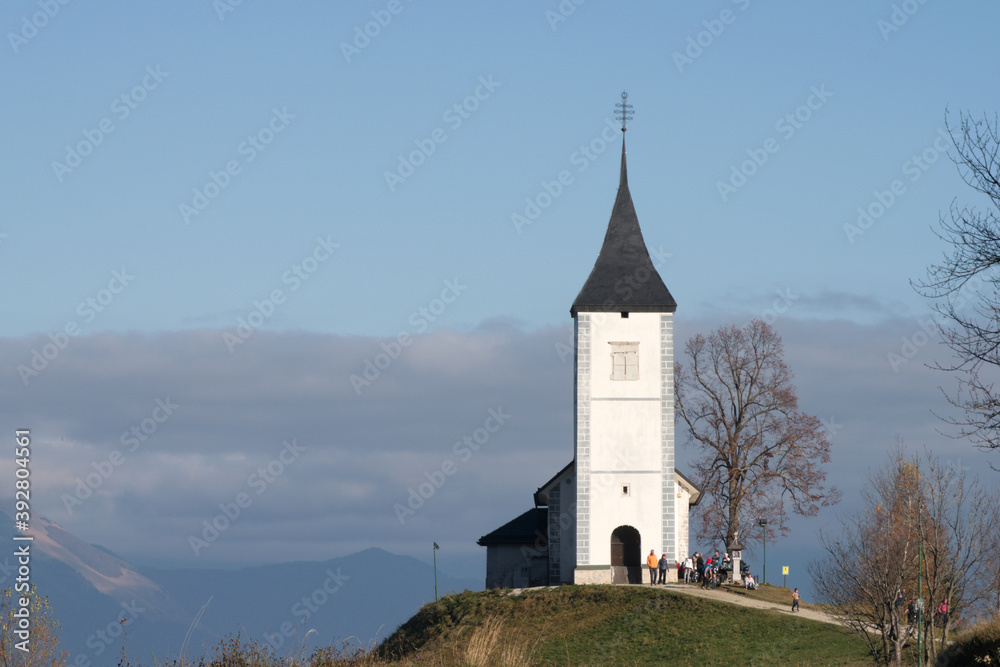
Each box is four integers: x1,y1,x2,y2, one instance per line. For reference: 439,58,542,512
646,550,658,585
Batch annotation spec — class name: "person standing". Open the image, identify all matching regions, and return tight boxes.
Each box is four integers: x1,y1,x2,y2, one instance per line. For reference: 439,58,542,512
792,588,800,612
696,553,705,584
646,550,658,586
683,555,694,583
657,553,668,584
936,599,948,628
702,560,713,589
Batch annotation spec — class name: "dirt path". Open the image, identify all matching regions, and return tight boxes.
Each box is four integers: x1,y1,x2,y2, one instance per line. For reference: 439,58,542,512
509,582,844,627
650,582,842,626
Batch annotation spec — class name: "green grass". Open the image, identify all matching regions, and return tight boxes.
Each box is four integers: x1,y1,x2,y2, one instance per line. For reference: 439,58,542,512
378,585,872,666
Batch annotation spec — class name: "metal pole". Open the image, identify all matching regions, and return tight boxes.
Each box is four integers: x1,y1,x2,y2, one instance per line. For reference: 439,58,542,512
433,542,440,601
917,522,923,667
757,518,767,586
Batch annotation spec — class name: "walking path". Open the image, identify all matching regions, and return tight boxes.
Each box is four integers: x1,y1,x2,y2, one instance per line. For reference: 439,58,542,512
649,581,841,626
509,581,843,627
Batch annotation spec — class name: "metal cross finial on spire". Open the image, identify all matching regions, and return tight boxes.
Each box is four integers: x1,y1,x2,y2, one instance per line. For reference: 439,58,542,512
615,91,634,132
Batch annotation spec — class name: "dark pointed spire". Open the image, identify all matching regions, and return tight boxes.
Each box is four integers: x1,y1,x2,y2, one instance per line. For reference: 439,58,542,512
570,112,676,316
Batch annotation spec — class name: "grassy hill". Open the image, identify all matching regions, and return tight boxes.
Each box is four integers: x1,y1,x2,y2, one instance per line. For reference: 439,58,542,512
117,584,883,665
374,585,872,666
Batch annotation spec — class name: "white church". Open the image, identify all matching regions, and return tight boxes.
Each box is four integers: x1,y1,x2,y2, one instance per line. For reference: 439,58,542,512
478,119,701,587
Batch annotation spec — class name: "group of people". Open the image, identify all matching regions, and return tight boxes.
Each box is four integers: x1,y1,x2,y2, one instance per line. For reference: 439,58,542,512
896,589,949,628
644,549,758,590
642,548,810,615
646,551,672,584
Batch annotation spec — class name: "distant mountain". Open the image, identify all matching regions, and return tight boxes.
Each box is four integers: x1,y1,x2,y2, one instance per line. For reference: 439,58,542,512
140,547,479,659
1,514,480,664
2,512,216,664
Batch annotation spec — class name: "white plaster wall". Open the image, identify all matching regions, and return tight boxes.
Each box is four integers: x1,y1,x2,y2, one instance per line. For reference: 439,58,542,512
589,312,662,399
577,311,676,568
588,312,664,566
589,471,663,565
590,401,661,471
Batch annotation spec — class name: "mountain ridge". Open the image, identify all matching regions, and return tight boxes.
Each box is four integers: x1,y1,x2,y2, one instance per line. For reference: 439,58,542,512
0,513,481,663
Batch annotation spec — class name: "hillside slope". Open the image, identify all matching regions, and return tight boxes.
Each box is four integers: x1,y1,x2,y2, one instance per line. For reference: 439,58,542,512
376,585,872,666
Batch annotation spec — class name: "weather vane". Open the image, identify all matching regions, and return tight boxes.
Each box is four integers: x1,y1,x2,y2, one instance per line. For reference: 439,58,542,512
615,90,634,132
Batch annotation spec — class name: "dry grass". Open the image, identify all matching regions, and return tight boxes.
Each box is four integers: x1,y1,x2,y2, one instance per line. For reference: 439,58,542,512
460,613,537,667
937,612,1000,665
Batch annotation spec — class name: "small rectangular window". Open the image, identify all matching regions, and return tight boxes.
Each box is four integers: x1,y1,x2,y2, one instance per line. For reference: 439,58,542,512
622,484,630,496
609,342,639,381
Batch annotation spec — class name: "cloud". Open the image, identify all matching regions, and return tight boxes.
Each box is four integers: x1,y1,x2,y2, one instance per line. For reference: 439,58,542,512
0,315,994,579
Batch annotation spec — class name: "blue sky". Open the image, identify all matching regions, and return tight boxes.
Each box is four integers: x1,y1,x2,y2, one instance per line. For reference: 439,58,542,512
5,1,999,338
3,0,1000,610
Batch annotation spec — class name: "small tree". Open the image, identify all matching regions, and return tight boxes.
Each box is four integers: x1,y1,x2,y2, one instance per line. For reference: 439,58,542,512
811,453,919,666
812,449,1000,666
675,319,839,547
0,586,68,667
917,453,1000,663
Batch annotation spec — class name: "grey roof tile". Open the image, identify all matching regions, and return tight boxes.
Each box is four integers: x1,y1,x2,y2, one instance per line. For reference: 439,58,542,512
571,140,676,316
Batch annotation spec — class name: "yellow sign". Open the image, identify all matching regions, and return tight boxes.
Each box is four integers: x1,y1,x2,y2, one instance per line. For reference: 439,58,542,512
782,566,789,575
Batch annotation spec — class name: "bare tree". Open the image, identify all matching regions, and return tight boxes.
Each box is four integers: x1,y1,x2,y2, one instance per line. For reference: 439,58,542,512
811,454,919,665
915,111,1000,456
811,449,1000,666
675,319,839,547
918,453,1000,663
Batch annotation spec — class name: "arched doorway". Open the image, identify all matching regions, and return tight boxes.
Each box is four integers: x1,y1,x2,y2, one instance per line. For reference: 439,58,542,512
611,525,642,584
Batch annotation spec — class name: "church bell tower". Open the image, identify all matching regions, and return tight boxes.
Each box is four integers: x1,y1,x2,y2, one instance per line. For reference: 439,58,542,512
571,93,680,584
